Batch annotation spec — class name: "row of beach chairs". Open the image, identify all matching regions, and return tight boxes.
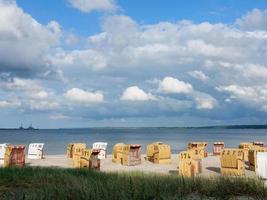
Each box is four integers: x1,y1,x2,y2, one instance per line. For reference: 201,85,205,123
66,142,172,168
179,141,267,178
2,141,267,180
0,143,44,167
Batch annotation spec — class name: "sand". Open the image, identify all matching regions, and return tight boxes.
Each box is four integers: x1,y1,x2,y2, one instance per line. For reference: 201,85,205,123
26,154,256,177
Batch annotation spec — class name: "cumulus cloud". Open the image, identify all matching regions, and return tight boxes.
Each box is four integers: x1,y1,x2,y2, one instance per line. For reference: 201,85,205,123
120,86,156,101
69,0,117,13
236,9,267,30
217,84,267,112
0,0,61,77
159,76,193,94
157,76,217,110
49,13,266,77
188,70,209,81
65,88,104,104
0,78,50,100
51,13,267,83
51,49,107,70
192,92,217,110
1,3,267,126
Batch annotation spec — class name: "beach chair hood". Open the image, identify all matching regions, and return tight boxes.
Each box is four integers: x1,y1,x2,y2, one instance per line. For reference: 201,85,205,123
28,143,44,159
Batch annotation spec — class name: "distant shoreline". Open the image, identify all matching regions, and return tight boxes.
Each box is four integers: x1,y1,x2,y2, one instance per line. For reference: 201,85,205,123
1,124,267,130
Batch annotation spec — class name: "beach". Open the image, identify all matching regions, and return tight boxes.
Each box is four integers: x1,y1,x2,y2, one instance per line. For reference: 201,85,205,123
26,154,256,177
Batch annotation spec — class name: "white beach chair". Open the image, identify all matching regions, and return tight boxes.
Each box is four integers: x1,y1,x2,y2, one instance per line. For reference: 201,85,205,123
92,142,108,159
27,143,44,159
0,143,8,167
256,152,267,179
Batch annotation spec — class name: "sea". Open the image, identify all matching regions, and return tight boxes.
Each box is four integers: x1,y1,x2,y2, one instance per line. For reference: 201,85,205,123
0,128,267,154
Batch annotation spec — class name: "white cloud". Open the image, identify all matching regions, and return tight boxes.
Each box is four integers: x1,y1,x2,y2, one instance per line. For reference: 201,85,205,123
65,33,79,46
51,14,267,79
205,61,267,80
236,9,267,30
120,86,156,101
188,70,209,81
1,4,267,125
0,99,21,109
0,1,61,76
69,0,117,13
51,49,107,70
159,76,193,94
27,90,49,100
158,76,216,110
217,84,267,112
187,40,223,56
65,88,104,104
193,92,217,110
29,100,60,111
0,78,50,100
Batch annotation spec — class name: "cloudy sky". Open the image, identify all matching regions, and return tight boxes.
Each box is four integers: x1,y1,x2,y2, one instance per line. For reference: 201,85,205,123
0,0,267,128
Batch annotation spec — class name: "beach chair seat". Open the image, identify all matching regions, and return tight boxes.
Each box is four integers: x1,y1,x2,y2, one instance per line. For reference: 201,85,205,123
238,142,254,161
4,145,25,167
67,143,86,159
178,151,202,177
72,143,86,168
146,142,171,164
112,143,124,164
112,143,141,166
80,149,100,170
27,143,44,159
220,148,244,176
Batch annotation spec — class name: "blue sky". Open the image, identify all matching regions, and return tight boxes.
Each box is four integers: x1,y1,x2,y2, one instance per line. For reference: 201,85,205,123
17,0,267,35
0,0,267,128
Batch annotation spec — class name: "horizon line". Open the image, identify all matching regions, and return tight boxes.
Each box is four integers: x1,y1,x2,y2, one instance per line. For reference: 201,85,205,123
1,124,267,130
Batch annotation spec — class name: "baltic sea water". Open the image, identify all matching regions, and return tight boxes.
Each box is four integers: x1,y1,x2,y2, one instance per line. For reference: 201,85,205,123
0,128,267,154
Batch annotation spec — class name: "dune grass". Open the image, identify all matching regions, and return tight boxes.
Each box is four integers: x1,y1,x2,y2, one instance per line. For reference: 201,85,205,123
0,167,266,200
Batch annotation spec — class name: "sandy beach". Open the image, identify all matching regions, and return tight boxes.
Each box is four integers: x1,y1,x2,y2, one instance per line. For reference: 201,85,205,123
26,154,256,177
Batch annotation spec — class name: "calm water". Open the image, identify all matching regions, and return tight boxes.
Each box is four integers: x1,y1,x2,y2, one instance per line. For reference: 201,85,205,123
0,128,267,154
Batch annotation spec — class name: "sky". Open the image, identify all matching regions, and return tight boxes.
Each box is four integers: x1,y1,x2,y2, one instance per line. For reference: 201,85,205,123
0,0,267,128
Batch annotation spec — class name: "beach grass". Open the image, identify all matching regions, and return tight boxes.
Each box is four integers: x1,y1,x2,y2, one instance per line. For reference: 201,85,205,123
0,167,266,200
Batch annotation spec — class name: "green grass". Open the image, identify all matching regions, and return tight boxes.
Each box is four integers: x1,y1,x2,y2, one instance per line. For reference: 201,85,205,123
0,167,266,200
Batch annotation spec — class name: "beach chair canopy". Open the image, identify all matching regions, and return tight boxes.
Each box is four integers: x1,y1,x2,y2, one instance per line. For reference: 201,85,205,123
188,142,207,149
253,141,264,146
28,143,44,159
93,142,108,150
214,142,224,145
93,142,108,159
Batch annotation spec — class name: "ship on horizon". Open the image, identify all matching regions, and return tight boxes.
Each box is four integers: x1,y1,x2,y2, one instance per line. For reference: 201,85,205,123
19,123,38,130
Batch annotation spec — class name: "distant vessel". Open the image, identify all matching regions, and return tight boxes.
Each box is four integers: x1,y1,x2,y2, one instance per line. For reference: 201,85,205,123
18,123,38,130
19,123,24,130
